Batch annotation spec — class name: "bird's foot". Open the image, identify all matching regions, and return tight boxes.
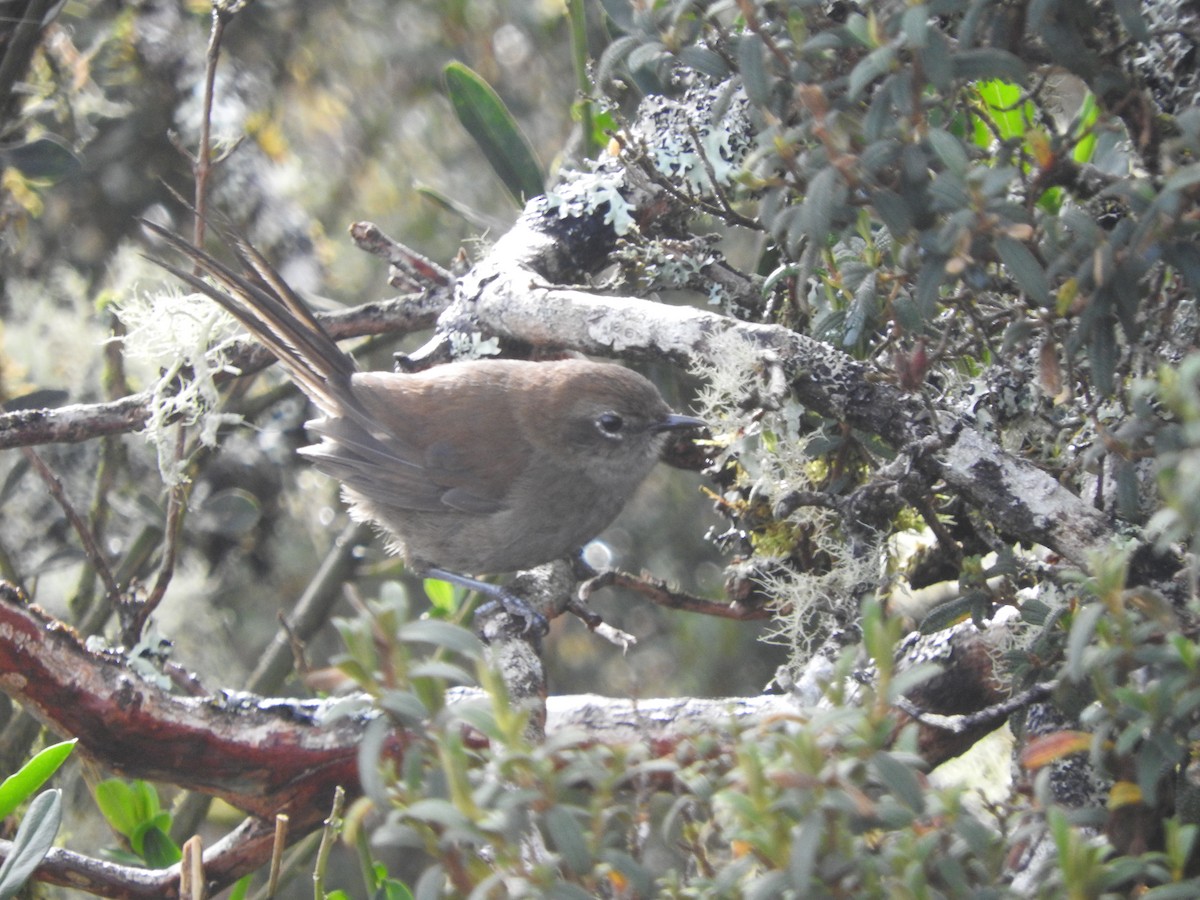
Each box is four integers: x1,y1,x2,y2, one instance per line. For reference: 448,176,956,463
424,567,549,637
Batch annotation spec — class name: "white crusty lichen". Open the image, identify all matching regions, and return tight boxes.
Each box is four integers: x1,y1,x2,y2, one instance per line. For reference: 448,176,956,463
447,330,502,360
112,283,245,485
543,167,635,236
630,81,752,196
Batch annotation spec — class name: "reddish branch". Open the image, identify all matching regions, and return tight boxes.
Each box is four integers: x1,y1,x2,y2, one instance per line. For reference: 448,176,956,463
0,582,1016,897
0,588,396,825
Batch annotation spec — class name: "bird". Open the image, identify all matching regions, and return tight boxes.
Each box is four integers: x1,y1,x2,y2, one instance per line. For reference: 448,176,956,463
144,221,706,634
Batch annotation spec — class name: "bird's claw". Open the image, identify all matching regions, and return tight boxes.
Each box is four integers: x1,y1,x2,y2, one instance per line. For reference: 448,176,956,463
475,594,549,637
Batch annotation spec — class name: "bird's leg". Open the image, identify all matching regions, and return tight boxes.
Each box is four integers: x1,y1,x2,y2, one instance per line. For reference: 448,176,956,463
424,567,550,637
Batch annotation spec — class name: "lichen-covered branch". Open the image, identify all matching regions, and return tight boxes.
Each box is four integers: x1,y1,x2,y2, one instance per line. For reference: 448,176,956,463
0,295,446,450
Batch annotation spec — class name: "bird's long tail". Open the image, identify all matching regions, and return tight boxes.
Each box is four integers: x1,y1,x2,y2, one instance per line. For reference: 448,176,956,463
142,219,357,416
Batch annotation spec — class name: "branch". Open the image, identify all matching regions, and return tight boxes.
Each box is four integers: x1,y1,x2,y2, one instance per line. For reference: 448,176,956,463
0,295,447,451
0,580,1014,896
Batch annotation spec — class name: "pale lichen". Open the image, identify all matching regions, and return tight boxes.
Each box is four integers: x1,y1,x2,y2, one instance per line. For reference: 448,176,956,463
112,286,244,485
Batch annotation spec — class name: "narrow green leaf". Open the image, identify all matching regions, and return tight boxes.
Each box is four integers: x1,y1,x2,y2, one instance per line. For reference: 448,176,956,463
800,166,844,245
0,789,62,898
871,751,926,814
952,49,1026,83
1066,602,1106,682
397,619,483,658
927,128,968,177
0,137,80,181
738,34,770,107
995,234,1050,305
848,45,895,99
443,62,544,205
918,593,975,634
677,46,728,79
1072,92,1099,163
0,739,76,820
900,5,929,48
378,690,431,727
843,269,877,347
403,799,472,831
408,660,475,684
788,814,822,889
888,662,942,700
544,806,592,875
1089,316,1117,396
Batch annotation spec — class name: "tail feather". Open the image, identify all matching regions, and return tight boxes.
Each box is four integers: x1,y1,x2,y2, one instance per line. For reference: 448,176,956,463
143,220,357,416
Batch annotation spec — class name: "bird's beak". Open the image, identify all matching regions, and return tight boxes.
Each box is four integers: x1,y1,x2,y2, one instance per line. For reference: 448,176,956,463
653,413,707,433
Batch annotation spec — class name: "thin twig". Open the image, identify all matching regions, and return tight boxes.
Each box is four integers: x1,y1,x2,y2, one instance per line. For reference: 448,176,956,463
893,680,1057,734
134,424,188,640
579,569,772,620
21,446,121,607
195,5,233,246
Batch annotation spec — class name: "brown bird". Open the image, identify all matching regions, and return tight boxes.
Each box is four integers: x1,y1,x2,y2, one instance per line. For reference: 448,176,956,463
145,222,705,633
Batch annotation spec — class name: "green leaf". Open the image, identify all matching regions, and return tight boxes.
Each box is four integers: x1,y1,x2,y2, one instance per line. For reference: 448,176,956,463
0,789,62,899
1090,316,1117,397
93,780,140,838
422,577,458,615
977,79,1035,141
927,128,968,177
227,874,253,900
0,740,76,820
0,137,80,181
408,660,475,684
952,49,1026,83
403,798,472,831
133,823,181,868
443,62,544,205
738,34,770,107
995,234,1050,305
887,662,942,701
677,45,728,79
544,806,592,875
787,814,822,889
848,45,896,99
918,593,975,634
378,881,415,900
378,690,431,727
1066,602,1106,683
1072,92,1099,163
870,751,926,813
800,166,844,245
397,619,484,658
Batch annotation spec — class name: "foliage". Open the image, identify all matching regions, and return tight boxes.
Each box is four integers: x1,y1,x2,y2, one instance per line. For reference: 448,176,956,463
0,742,73,898
93,779,181,868
0,740,75,822
2,0,1200,896
0,789,62,900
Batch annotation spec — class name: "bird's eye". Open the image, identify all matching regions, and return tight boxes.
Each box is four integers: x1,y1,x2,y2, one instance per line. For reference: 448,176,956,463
596,412,624,436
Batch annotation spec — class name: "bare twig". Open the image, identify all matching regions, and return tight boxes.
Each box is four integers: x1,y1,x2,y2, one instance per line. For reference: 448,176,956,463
195,3,235,246
348,221,454,290
894,680,1057,735
129,424,188,641
20,446,122,607
579,569,772,621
